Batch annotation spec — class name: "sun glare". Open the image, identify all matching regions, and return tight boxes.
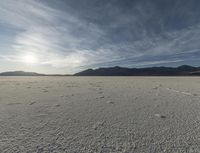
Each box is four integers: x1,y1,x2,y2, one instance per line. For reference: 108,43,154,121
22,54,38,64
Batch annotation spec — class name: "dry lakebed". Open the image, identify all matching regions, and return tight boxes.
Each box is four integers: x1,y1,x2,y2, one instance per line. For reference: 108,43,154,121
0,76,200,153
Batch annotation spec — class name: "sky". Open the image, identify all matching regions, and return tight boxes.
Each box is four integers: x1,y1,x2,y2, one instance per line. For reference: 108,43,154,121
0,0,200,74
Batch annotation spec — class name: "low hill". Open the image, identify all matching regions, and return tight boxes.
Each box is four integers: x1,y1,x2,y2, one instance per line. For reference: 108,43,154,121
0,71,46,76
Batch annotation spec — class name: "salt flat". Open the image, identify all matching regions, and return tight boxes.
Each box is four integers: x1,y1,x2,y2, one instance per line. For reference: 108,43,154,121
0,77,200,153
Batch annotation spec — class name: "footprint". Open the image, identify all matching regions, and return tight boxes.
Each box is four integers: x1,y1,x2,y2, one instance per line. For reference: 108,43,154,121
35,114,47,117
92,121,105,130
43,89,48,92
29,101,36,105
55,104,60,107
106,100,114,104
7,102,21,105
154,114,166,118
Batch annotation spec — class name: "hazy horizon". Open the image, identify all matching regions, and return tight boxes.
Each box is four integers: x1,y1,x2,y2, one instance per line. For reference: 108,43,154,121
1,0,200,74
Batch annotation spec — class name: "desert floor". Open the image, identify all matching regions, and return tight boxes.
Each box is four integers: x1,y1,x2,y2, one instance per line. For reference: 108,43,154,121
0,77,200,153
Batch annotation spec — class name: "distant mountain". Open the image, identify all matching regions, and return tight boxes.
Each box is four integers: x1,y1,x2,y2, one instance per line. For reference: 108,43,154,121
0,71,46,76
74,65,200,76
1,65,200,76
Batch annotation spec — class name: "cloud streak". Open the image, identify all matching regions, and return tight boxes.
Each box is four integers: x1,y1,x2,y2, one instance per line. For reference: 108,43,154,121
0,0,200,73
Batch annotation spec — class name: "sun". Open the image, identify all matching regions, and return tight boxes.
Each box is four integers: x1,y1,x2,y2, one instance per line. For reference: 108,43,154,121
22,54,38,64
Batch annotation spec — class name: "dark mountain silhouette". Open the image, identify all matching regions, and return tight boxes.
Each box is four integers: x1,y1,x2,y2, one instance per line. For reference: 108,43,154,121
1,65,199,76
0,71,46,76
74,65,200,76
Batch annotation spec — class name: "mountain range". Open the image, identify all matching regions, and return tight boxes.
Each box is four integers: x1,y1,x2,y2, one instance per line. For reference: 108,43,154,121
0,65,200,76
74,65,200,76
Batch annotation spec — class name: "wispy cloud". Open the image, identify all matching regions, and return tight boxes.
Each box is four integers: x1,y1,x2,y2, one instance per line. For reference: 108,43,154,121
0,0,200,73
0,0,105,73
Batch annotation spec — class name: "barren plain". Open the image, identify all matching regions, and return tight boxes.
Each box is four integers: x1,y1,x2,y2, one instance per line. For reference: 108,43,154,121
0,77,200,153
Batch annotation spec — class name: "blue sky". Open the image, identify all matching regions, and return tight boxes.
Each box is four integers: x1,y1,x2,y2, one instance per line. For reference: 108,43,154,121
0,0,200,74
